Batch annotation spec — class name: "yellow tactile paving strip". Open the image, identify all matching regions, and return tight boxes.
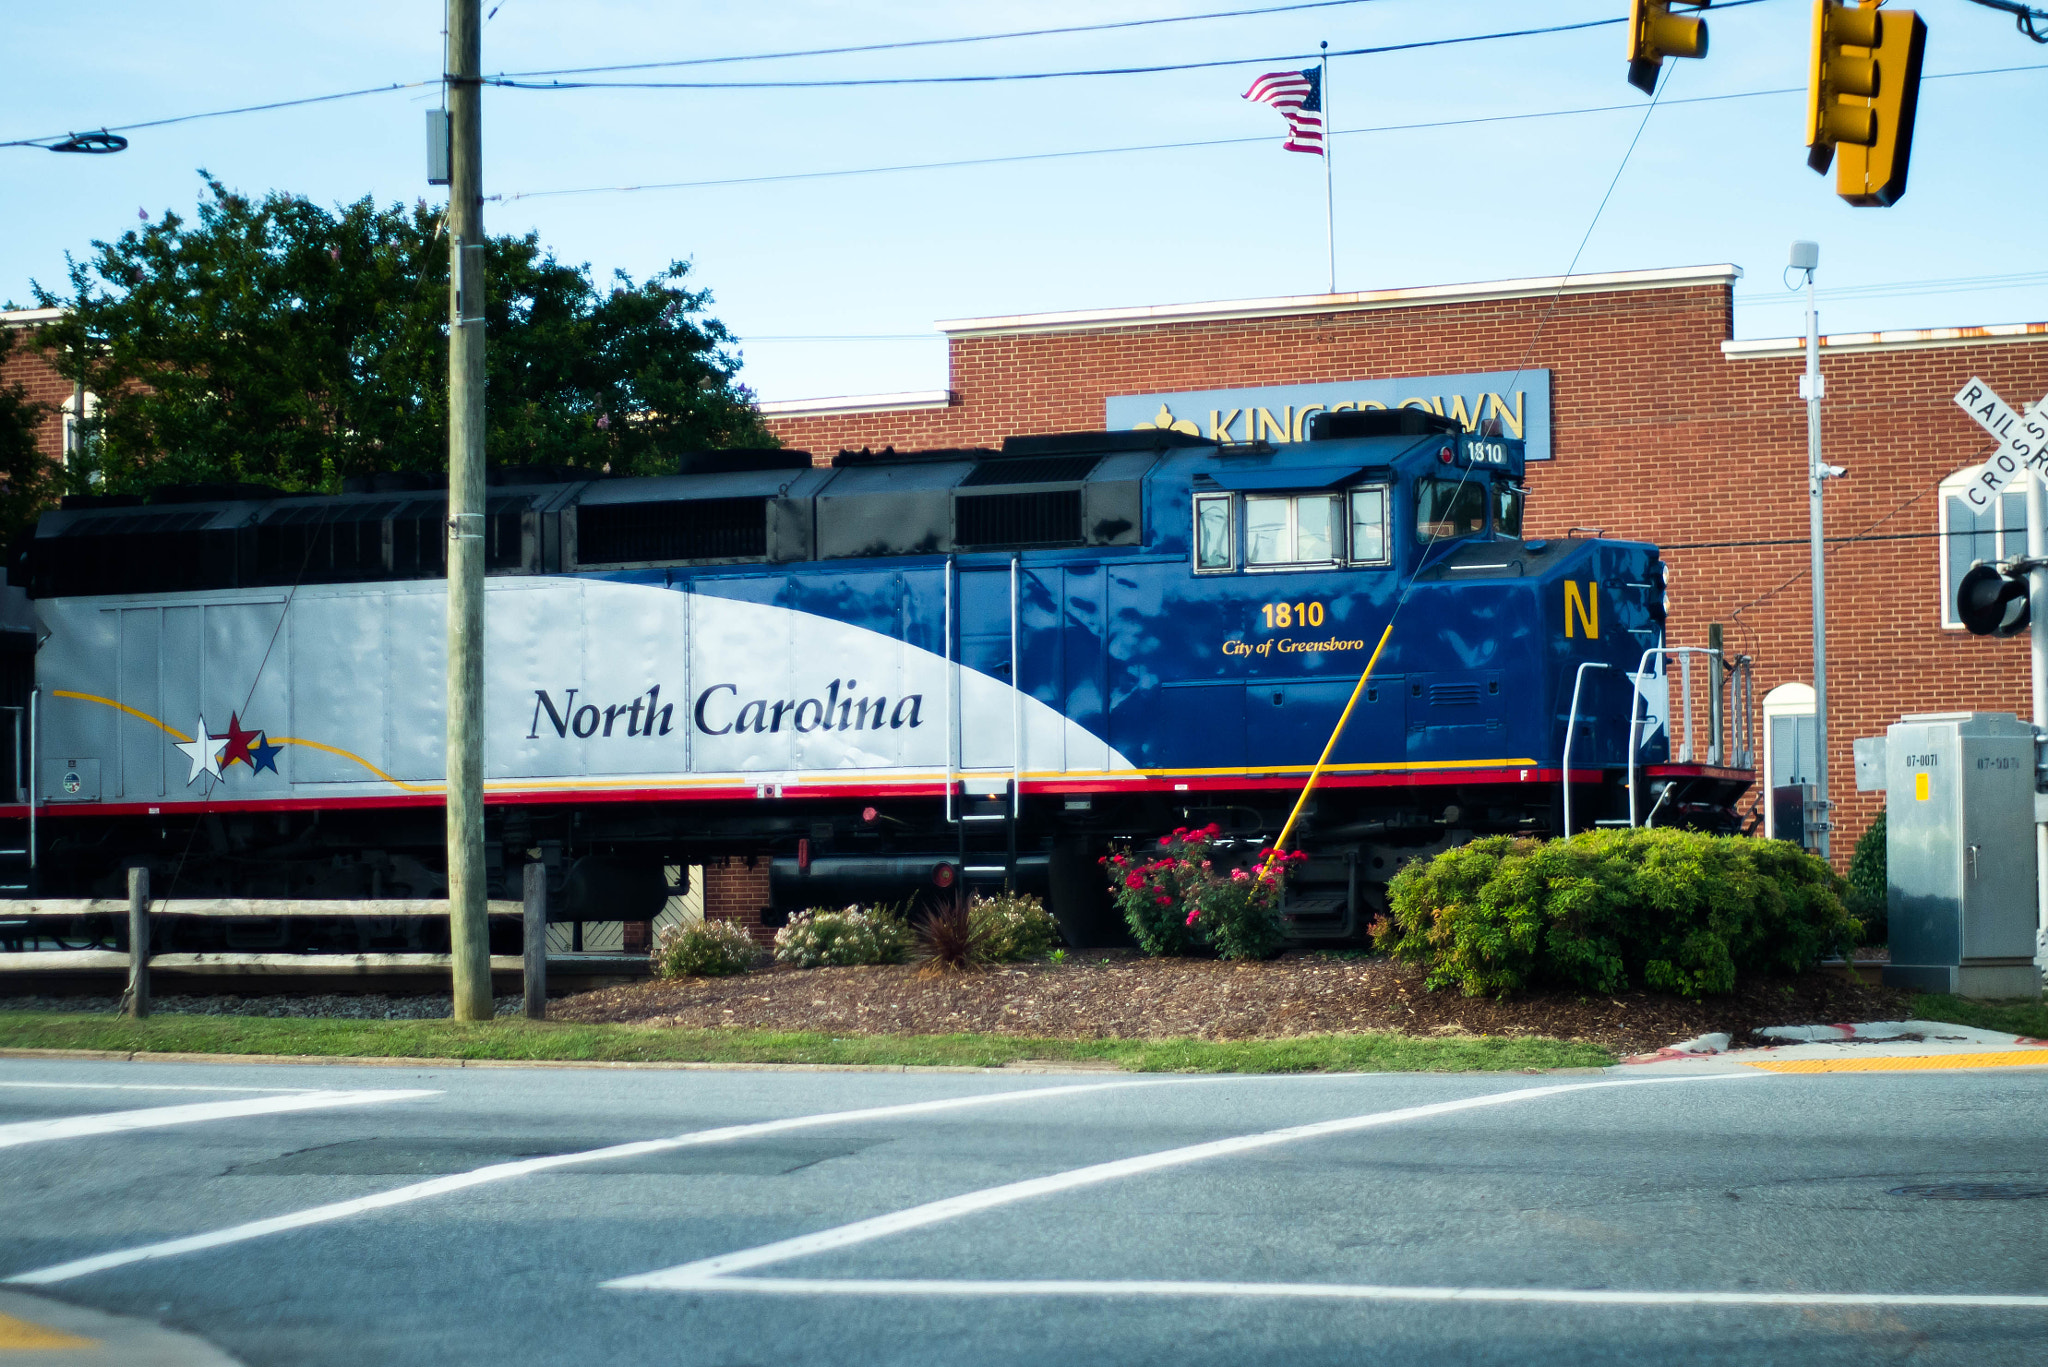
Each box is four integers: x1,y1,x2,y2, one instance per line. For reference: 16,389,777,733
0,1311,96,1349
1744,1051,2048,1073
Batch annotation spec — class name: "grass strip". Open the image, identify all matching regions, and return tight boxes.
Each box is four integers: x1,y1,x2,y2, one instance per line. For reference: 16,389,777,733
0,1013,1611,1074
1910,993,2048,1040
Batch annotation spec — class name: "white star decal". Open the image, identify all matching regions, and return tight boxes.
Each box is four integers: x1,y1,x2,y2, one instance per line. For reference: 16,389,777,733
174,715,229,785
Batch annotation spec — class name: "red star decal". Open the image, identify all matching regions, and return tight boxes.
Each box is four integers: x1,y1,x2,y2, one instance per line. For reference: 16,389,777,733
221,713,261,768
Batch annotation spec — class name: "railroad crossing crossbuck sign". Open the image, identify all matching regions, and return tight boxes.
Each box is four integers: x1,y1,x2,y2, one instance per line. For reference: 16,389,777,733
1954,376,2048,510
1953,376,2048,636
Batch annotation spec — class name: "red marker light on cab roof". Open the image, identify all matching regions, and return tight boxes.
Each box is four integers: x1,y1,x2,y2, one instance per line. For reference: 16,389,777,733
1437,445,1455,464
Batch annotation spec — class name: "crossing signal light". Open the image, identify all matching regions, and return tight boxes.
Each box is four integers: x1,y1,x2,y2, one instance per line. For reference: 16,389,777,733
1956,562,2031,637
1627,0,1710,94
1806,0,1927,206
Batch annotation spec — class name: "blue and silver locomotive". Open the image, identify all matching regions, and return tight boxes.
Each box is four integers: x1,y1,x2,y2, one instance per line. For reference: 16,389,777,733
7,406,1752,943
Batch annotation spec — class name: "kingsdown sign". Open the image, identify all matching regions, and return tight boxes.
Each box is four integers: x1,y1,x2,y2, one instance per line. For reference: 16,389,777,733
1105,369,1553,461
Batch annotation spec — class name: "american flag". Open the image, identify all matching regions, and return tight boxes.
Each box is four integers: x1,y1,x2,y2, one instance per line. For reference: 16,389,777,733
1241,66,1323,155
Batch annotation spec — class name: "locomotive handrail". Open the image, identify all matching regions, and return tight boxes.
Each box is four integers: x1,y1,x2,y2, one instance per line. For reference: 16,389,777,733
1627,646,1751,828
1561,661,1610,838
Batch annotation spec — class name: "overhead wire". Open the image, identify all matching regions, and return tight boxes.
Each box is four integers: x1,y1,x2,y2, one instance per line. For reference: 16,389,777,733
493,0,1400,78
484,16,1640,91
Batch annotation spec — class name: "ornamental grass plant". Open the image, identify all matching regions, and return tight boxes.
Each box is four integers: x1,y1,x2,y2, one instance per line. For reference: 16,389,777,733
1103,824,1305,960
650,918,760,978
1378,827,1857,999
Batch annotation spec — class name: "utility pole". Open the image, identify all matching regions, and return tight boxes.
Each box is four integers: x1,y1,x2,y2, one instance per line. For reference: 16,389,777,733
446,0,491,1020
2030,467,2048,967
1793,239,1834,860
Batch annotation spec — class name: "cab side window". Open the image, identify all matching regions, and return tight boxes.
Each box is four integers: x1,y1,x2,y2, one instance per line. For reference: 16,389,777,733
1493,483,1524,539
1416,477,1487,544
1348,486,1390,565
1193,493,1234,572
1245,493,1339,567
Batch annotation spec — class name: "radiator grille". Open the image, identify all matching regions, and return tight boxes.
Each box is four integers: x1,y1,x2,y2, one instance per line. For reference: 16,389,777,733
954,489,1083,549
577,498,768,563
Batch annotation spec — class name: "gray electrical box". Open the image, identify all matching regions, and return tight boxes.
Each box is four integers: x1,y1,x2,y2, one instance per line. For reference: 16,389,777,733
1882,711,2041,998
426,108,451,186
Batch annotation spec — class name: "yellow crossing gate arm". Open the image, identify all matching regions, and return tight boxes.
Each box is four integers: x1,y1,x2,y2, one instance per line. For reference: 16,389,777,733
1260,622,1395,881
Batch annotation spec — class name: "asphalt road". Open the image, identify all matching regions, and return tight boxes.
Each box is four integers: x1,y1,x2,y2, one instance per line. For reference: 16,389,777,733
2,1055,2046,1366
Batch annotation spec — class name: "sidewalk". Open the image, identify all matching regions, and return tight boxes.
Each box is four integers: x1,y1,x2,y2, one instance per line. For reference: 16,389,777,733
1618,1019,2048,1074
0,1289,239,1366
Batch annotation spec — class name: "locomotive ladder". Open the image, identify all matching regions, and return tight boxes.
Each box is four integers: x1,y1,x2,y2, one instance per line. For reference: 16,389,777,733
944,554,1022,893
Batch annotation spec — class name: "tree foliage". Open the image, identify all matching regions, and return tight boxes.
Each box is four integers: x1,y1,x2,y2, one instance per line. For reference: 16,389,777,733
31,175,774,495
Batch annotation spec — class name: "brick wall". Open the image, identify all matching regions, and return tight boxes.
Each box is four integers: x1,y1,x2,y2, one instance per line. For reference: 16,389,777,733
0,320,71,463
764,280,2048,866
702,859,775,946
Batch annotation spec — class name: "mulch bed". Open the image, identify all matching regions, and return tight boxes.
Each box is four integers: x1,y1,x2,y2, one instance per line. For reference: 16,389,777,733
551,952,1915,1057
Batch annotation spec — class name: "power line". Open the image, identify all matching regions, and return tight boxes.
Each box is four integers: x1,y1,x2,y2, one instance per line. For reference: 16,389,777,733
1,81,433,151
493,0,1398,80
491,61,2047,205
485,15,1641,91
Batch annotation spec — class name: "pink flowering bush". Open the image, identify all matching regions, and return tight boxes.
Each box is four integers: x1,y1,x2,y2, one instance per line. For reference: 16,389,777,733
1101,824,1307,960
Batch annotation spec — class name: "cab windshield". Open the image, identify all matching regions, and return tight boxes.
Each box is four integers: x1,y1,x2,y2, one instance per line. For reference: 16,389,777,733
1415,477,1488,544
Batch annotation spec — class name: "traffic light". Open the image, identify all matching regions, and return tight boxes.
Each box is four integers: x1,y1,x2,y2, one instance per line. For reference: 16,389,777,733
1627,0,1710,95
1956,562,2031,638
1806,0,1927,206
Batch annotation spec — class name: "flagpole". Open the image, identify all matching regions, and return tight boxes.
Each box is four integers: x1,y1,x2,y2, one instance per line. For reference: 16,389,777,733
1321,40,1333,295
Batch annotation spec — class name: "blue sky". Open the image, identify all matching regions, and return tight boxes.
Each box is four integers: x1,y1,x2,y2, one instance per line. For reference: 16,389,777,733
4,1,2044,403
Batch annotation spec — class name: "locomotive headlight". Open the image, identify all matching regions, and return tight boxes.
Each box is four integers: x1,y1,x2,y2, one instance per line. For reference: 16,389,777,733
1648,560,1669,622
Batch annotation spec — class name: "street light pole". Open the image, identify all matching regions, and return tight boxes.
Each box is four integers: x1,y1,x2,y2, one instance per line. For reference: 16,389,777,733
1794,240,1831,861
445,0,491,1020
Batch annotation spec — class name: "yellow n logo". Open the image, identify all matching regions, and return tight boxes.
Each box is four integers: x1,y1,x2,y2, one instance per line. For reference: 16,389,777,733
1564,581,1599,639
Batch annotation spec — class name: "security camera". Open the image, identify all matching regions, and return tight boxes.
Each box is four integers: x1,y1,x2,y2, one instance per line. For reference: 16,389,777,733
1820,464,1847,479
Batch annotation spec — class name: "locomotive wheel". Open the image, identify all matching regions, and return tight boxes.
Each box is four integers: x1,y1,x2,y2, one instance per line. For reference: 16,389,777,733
1048,837,1128,949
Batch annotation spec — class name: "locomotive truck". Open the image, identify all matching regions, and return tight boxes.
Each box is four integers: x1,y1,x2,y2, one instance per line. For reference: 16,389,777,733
2,406,1753,948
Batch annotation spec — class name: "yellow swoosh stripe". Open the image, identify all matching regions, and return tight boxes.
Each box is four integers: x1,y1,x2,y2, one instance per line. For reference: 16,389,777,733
51,690,192,743
51,692,430,793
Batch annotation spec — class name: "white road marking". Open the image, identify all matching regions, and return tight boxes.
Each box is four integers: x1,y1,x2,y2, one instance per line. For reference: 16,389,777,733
608,1074,1755,1291
681,1277,2048,1309
0,1082,314,1094
0,1090,437,1151
4,1078,1188,1286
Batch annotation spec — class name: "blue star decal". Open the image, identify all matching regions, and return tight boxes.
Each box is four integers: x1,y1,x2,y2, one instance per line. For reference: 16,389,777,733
248,735,282,775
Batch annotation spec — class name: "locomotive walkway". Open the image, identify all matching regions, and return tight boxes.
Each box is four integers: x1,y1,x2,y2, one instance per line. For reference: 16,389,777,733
0,1054,2044,1365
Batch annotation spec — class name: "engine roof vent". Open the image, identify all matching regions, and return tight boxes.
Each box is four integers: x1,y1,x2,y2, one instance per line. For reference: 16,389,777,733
958,454,1100,486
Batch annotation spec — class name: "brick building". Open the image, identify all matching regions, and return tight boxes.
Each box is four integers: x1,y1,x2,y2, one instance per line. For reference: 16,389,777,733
752,263,2048,899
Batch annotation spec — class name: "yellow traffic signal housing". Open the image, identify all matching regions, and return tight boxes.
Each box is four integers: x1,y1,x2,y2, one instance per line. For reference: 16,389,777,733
1806,0,1927,206
1626,0,1709,95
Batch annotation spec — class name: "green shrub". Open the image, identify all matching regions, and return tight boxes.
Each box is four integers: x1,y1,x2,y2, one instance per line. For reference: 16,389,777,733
1378,828,1857,999
1103,825,1303,960
1846,810,1888,945
650,918,760,978
772,904,912,968
972,892,1061,961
